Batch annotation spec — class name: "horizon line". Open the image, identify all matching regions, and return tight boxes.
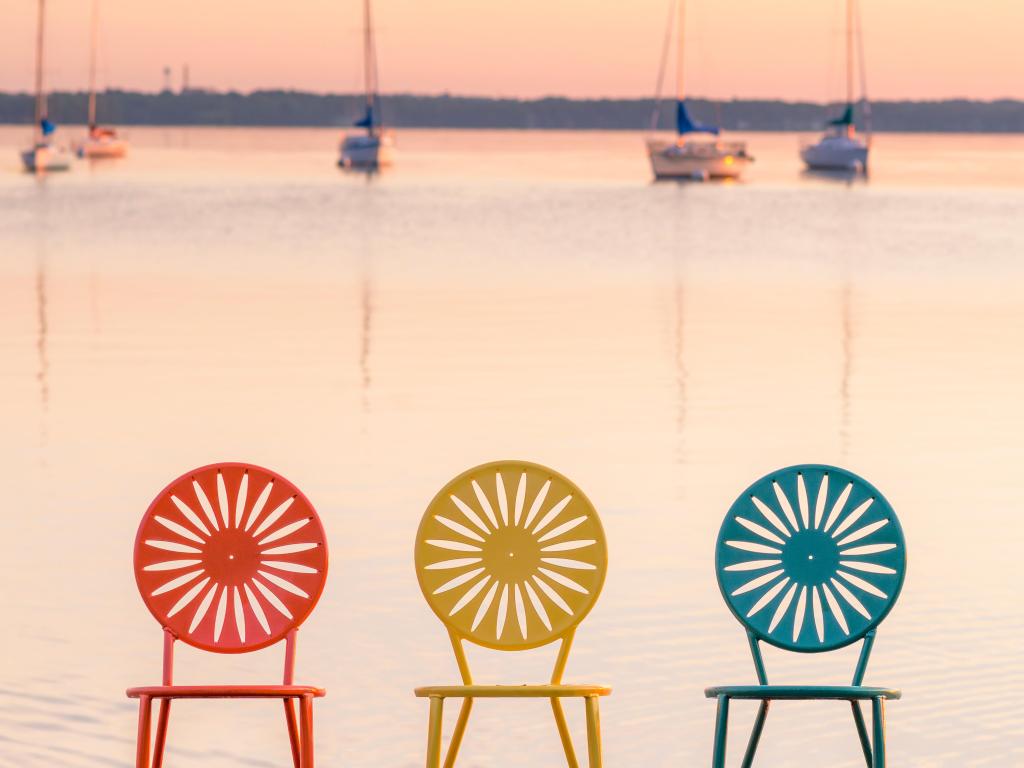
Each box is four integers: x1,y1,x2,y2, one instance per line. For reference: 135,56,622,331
2,88,1022,106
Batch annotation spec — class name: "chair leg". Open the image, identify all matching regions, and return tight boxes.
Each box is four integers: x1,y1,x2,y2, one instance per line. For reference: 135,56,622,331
284,698,302,768
740,700,769,768
442,698,472,768
584,696,603,768
551,698,581,768
851,701,873,767
135,695,153,768
152,700,171,768
871,698,886,768
298,694,315,768
712,695,730,768
425,696,444,768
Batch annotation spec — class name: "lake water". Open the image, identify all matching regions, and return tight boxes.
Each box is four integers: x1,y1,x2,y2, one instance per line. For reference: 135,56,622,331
0,126,1022,767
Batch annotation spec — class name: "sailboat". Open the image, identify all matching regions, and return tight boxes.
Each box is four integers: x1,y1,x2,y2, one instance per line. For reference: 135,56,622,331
76,0,127,159
646,0,751,180
800,0,870,172
21,0,71,173
338,0,394,168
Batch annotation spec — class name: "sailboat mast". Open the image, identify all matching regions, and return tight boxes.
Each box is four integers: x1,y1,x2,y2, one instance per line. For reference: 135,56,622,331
855,0,872,142
34,0,46,142
845,0,853,106
87,0,99,128
363,0,374,110
676,0,686,102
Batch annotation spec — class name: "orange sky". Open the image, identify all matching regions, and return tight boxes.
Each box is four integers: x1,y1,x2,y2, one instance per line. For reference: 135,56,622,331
2,0,1022,100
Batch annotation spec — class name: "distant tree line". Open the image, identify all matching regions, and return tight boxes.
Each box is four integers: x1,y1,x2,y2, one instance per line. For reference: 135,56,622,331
0,90,1021,132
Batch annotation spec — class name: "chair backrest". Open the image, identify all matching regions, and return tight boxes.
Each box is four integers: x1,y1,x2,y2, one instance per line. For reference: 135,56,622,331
134,462,328,656
715,464,906,660
415,460,607,680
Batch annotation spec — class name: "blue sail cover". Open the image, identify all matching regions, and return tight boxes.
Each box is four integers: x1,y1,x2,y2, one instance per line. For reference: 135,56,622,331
354,104,377,128
676,101,719,136
827,103,855,127
40,118,56,136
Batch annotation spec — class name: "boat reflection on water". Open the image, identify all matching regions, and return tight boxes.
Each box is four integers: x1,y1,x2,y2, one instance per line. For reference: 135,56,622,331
338,153,388,179
799,166,868,186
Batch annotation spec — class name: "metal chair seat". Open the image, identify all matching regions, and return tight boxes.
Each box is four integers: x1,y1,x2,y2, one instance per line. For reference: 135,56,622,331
127,685,326,699
415,684,611,698
704,685,899,701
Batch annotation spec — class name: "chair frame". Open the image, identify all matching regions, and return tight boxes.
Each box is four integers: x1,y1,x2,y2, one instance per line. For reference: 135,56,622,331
416,626,609,768
706,628,898,768
414,460,610,768
127,462,328,768
706,464,906,768
128,627,323,768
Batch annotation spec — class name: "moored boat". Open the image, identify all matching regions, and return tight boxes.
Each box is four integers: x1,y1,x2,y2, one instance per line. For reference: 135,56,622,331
21,0,71,173
340,131,394,169
339,0,393,169
77,126,128,159
22,141,71,173
646,122,752,181
645,0,751,181
75,0,128,159
801,0,870,173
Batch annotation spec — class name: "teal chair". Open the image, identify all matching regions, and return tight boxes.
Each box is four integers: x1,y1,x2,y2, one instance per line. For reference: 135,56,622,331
706,464,906,767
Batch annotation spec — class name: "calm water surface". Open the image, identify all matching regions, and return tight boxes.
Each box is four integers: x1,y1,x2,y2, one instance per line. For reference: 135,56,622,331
0,127,1022,767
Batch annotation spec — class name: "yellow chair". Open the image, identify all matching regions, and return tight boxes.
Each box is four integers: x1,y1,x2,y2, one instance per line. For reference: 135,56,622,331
414,460,610,768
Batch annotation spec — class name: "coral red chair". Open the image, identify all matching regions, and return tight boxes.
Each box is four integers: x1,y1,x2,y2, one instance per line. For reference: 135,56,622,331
127,462,329,768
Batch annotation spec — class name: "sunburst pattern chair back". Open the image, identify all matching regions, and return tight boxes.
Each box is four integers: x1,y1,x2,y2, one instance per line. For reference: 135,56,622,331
416,460,607,651
128,462,328,768
706,464,907,768
414,460,610,768
135,463,328,651
716,464,905,652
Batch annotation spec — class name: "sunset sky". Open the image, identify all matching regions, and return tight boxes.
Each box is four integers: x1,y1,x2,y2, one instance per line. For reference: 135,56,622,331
2,0,1022,100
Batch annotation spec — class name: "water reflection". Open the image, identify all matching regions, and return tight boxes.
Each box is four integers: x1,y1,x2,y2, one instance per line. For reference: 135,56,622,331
359,270,374,415
354,184,377,417
32,190,51,451
651,176,742,187
0,127,1022,768
339,164,383,183
839,278,853,457
35,253,49,416
672,265,687,450
88,270,101,335
799,168,868,187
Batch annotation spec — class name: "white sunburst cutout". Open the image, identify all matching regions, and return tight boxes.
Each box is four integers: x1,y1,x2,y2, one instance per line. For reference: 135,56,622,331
136,467,327,650
719,470,904,648
417,466,606,647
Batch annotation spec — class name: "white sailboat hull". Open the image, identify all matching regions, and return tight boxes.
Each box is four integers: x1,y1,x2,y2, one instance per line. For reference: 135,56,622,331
646,138,751,180
801,134,868,171
21,143,71,173
339,131,395,168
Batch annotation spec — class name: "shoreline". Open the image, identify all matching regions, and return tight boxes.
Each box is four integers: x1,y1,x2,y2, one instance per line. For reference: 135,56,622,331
2,91,1022,133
